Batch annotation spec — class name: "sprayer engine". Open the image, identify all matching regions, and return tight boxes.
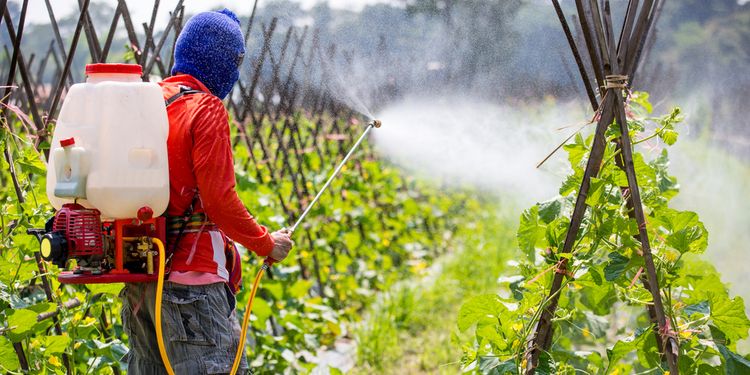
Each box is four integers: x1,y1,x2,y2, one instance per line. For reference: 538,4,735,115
41,203,105,269
35,203,167,284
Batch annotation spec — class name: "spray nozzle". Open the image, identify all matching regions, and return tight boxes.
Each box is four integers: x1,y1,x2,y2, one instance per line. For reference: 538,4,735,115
368,119,382,128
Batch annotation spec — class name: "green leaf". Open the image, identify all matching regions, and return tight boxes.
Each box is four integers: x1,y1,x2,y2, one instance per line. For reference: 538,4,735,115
710,324,727,344
665,211,707,254
544,217,568,250
589,265,604,285
538,199,562,224
613,153,655,188
343,232,360,250
251,297,272,329
577,278,615,316
560,168,583,196
536,352,555,375
718,345,750,375
0,336,19,371
711,296,750,342
684,301,709,316
262,283,284,300
658,128,679,145
334,253,353,273
0,258,19,285
517,206,546,260
654,107,682,146
27,302,56,315
478,356,517,374
8,308,38,338
636,329,661,369
651,149,679,201
676,256,727,301
288,279,313,299
458,294,507,332
603,252,630,282
606,331,648,372
87,283,125,296
16,147,47,175
563,133,588,169
585,177,607,206
630,91,653,114
43,335,72,354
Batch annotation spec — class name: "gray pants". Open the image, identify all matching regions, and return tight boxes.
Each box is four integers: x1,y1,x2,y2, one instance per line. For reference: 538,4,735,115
120,282,249,374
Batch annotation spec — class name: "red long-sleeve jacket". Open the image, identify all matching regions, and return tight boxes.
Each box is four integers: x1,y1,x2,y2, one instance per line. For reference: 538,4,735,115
160,74,274,276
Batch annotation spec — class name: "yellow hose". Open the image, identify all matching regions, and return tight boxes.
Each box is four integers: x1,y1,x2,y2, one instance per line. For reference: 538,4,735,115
230,262,268,375
151,235,267,375
152,238,176,375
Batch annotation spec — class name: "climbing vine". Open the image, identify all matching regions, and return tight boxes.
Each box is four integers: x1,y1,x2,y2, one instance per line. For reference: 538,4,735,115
458,93,750,374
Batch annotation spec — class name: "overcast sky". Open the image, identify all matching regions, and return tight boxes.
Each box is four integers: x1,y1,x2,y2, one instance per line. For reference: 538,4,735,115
23,0,395,25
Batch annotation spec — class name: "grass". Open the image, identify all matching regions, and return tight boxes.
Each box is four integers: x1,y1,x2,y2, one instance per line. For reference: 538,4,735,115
351,200,519,374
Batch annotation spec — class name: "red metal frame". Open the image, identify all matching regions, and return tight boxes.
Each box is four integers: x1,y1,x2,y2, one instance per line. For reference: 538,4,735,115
59,213,167,285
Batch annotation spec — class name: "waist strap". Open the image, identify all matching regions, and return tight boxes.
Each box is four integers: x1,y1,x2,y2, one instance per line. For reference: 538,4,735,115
166,213,216,236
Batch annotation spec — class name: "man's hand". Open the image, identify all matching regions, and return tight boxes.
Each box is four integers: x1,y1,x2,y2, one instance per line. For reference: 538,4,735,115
269,229,294,262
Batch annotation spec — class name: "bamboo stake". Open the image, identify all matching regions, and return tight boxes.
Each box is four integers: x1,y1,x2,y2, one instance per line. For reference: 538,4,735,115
551,0,598,110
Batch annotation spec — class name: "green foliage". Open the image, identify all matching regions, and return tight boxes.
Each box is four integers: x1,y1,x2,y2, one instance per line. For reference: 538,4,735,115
0,108,476,373
457,93,750,373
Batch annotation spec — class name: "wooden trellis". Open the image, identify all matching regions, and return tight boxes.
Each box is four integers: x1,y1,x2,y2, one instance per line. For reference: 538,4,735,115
523,1,677,374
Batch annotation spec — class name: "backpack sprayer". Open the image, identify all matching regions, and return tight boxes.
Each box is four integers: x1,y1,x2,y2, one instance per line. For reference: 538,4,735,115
28,63,381,374
30,64,171,284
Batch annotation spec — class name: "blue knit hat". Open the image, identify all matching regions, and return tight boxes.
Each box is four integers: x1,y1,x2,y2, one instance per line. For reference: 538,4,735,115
172,9,245,99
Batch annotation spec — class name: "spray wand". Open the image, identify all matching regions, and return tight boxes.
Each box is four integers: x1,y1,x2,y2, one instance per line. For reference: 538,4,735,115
286,119,382,234
229,119,382,374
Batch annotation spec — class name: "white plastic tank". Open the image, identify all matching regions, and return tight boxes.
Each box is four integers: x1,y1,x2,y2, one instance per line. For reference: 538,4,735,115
46,63,170,219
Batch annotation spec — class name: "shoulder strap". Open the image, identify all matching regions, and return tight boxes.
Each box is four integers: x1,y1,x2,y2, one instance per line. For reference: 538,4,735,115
165,85,204,107
164,84,205,264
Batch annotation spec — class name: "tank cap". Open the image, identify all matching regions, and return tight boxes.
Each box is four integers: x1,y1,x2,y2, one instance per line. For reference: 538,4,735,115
137,206,154,221
85,63,142,76
60,137,75,147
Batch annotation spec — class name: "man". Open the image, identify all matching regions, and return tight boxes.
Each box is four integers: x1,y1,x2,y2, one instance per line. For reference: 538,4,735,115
120,9,294,374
